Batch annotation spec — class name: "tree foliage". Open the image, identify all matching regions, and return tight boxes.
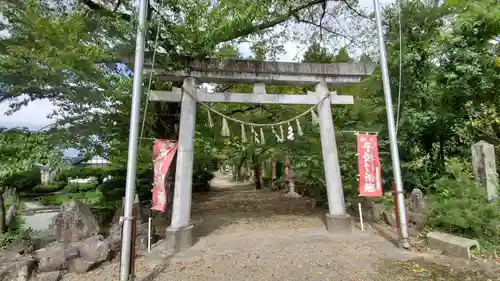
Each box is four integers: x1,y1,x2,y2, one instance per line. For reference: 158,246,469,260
0,128,62,181
0,0,500,246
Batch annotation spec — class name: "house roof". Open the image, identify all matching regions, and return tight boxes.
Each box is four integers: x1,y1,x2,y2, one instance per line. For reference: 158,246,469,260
63,156,85,165
62,155,110,166
83,155,110,164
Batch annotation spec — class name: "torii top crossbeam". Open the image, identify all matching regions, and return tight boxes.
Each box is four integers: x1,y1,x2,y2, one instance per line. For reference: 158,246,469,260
121,54,375,86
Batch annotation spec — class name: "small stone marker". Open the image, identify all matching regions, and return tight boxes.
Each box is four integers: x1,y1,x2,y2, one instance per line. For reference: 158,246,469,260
409,188,425,213
472,141,498,202
408,188,428,231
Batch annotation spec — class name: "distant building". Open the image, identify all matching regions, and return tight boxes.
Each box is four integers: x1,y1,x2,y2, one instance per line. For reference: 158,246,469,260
39,155,111,184
64,155,110,169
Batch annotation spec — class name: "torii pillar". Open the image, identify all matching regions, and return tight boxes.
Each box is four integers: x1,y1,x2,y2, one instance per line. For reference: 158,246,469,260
135,55,375,252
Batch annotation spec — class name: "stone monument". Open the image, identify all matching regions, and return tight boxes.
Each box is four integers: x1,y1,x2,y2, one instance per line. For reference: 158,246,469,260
472,141,498,202
409,188,425,213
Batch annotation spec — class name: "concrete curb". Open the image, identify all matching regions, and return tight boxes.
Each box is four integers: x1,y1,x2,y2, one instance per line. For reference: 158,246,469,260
426,231,479,260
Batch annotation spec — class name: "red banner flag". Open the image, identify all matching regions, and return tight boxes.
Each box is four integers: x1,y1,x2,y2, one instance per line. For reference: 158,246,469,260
152,140,178,212
357,134,382,197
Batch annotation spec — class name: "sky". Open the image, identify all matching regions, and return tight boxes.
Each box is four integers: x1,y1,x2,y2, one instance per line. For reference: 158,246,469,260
0,0,394,131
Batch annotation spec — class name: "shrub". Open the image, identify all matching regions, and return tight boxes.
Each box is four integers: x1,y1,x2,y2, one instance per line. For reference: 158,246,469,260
0,226,32,250
1,168,41,192
32,182,65,193
77,183,97,192
40,194,73,205
98,177,126,201
64,183,96,193
98,177,126,191
426,159,500,248
57,167,123,184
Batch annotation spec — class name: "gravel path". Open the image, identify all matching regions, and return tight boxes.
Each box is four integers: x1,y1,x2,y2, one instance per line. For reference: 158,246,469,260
61,175,500,280
146,180,410,281
151,227,408,281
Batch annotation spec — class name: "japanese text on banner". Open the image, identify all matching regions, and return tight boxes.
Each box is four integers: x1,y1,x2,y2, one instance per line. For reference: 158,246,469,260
357,134,382,197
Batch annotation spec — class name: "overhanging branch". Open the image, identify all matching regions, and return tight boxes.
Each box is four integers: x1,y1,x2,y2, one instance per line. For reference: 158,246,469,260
227,105,263,116
80,0,132,21
214,0,328,44
294,15,356,43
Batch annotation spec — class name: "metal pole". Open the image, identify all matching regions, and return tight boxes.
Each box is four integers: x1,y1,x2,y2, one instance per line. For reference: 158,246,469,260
119,0,149,279
372,0,410,249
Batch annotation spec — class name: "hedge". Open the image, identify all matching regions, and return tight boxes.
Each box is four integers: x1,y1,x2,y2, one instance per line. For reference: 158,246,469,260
32,182,66,193
63,183,96,193
1,168,41,192
57,167,127,183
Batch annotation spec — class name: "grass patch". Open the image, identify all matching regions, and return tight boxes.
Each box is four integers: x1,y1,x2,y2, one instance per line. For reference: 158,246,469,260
39,193,84,205
377,259,499,281
4,196,25,212
0,216,28,249
32,182,66,193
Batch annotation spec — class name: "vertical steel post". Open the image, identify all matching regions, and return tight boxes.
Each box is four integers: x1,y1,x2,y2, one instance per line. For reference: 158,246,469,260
372,0,410,249
119,0,149,278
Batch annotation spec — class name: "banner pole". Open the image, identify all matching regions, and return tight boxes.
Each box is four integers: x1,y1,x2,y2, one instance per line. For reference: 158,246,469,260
358,202,364,231
120,0,149,278
148,216,152,253
372,0,410,249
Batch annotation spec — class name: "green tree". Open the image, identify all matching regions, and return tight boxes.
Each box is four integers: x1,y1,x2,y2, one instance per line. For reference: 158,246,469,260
0,128,62,232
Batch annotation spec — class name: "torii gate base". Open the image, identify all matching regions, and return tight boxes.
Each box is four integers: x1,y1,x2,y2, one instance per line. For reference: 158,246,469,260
142,56,375,253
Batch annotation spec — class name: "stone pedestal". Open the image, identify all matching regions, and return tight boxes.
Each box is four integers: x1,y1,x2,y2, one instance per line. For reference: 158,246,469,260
165,225,193,253
325,214,352,234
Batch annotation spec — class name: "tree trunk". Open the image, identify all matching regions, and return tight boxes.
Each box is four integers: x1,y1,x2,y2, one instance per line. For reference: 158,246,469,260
271,158,278,190
253,163,262,190
438,135,445,173
0,189,6,233
271,158,277,181
252,153,262,189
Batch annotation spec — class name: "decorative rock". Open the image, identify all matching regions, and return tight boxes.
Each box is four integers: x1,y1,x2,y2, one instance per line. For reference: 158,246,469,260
407,188,428,231
69,235,110,273
409,188,425,213
109,212,152,251
53,200,100,244
108,223,122,251
408,211,428,230
32,271,62,281
383,210,397,227
355,198,385,222
0,259,36,281
34,243,79,272
136,234,156,250
137,223,152,236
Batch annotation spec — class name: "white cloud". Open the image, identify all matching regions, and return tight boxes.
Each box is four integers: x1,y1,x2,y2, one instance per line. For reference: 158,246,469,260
0,99,56,130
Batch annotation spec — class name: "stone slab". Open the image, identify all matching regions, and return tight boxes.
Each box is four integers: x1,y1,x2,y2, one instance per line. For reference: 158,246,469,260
426,231,479,260
120,55,375,86
150,88,354,105
325,214,352,234
165,225,193,254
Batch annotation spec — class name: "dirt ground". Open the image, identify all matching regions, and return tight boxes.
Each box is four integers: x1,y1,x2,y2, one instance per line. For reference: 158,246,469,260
61,175,500,281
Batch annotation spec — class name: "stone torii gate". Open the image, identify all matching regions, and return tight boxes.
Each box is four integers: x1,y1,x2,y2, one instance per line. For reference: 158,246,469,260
145,56,374,252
